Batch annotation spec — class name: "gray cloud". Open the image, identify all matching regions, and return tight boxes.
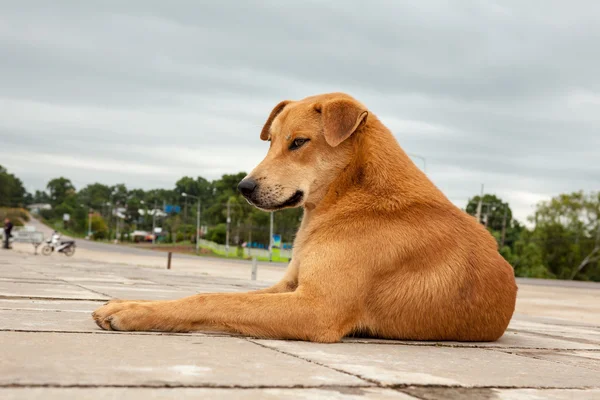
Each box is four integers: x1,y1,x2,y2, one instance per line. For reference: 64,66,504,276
1,0,599,222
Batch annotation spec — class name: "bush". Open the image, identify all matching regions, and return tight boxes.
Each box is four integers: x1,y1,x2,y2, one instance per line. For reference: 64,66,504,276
91,215,108,240
206,223,226,244
0,207,29,226
176,232,185,242
39,209,54,221
54,203,75,220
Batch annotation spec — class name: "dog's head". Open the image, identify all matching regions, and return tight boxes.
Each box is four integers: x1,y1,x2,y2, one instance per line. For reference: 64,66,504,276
238,92,369,211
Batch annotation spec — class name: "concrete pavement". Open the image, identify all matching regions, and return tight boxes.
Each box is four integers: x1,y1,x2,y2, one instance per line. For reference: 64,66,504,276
1,244,600,399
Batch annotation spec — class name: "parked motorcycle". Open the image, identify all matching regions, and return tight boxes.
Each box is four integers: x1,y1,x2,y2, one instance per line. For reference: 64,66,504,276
41,231,76,257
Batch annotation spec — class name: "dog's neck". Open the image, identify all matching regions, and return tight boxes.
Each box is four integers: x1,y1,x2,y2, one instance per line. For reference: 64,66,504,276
310,117,446,214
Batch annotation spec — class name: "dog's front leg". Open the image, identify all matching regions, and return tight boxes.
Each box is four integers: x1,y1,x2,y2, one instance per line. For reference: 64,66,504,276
92,291,349,343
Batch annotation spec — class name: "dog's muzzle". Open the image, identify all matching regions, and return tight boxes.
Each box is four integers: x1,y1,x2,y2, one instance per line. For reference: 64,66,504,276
238,178,304,210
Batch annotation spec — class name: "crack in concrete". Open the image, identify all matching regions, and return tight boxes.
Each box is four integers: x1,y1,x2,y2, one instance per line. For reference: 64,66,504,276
0,328,236,337
496,349,600,373
4,383,596,390
0,383,375,389
399,386,599,400
505,328,600,346
247,339,380,386
0,277,63,283
343,338,600,351
1,322,596,351
33,269,114,299
392,384,600,390
0,295,108,301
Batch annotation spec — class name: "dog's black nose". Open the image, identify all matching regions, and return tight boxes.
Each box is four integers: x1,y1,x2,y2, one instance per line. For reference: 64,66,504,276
238,178,258,198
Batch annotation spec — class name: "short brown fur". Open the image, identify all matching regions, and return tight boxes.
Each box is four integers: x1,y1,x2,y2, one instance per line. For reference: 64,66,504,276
92,92,517,343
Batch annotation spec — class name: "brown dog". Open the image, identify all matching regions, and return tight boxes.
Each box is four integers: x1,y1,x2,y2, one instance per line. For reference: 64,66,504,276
92,92,517,343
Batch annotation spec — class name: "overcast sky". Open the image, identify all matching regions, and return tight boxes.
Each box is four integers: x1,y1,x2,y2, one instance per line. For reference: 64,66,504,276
1,1,599,223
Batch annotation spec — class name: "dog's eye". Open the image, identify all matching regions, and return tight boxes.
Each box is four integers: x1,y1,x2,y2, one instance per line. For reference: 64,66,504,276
289,138,309,150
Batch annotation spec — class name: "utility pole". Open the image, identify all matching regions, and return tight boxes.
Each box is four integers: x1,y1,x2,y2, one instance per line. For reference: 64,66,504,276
184,197,188,225
475,184,484,223
87,208,92,238
225,199,231,256
500,205,508,248
115,205,120,243
196,198,201,255
248,226,252,258
182,193,201,254
152,201,157,245
269,211,274,262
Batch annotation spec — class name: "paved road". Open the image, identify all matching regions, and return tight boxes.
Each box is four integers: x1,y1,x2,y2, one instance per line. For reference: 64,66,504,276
24,217,287,268
1,250,599,399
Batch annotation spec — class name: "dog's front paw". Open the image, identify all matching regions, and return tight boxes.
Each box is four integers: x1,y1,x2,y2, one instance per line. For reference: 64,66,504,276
92,300,156,331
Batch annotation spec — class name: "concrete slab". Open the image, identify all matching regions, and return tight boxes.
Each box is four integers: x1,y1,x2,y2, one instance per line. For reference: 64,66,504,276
72,283,200,300
0,262,49,279
0,309,100,332
511,313,600,329
0,299,103,312
61,276,158,285
403,388,600,400
0,303,215,335
0,387,417,400
516,284,600,325
0,280,108,300
0,332,367,387
0,270,50,280
507,319,600,344
501,349,600,372
256,340,600,388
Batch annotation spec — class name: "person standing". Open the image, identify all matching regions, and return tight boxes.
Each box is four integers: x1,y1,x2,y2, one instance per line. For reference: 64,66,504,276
3,218,13,249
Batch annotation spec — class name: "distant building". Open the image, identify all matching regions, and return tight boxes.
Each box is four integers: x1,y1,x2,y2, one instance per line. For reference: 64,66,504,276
27,203,52,214
138,209,167,218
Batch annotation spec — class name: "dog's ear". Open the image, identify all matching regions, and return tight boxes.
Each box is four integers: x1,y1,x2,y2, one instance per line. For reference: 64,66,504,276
319,98,368,147
260,100,291,141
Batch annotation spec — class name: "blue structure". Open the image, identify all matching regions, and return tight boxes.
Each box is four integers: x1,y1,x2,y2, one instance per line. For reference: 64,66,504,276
164,205,181,214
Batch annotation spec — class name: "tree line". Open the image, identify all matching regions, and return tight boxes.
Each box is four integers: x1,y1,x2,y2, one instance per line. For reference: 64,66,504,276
1,164,598,281
465,192,599,281
3,165,301,248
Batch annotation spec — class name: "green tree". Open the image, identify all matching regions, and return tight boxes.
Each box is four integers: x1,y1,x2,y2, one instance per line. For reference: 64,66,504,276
465,193,522,250
203,172,247,226
110,184,129,206
466,194,512,233
528,191,599,281
506,230,553,279
77,183,112,211
32,190,51,204
23,192,33,206
47,177,75,207
0,165,28,207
